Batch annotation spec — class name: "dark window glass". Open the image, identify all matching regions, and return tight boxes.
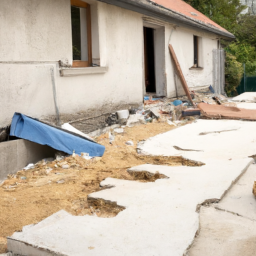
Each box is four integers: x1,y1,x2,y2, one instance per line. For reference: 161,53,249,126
71,6,81,60
194,35,198,67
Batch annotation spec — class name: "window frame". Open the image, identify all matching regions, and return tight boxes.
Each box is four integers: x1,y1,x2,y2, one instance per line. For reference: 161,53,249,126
193,35,199,68
71,0,92,68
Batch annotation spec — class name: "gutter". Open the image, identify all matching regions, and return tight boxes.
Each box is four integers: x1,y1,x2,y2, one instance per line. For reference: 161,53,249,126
96,0,235,40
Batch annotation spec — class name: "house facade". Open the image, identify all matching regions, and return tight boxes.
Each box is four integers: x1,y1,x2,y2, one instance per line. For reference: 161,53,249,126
0,0,234,129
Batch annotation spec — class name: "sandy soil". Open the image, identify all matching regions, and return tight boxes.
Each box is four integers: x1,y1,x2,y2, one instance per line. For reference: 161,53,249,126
0,121,194,253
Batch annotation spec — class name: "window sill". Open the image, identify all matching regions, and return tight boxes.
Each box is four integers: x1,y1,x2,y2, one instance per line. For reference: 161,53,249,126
60,66,108,77
189,66,204,70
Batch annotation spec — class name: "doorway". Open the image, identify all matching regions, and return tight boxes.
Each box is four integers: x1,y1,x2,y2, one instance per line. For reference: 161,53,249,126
143,24,166,96
144,27,156,93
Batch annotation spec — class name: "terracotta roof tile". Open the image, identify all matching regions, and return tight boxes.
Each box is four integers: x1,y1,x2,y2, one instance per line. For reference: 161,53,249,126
150,0,228,33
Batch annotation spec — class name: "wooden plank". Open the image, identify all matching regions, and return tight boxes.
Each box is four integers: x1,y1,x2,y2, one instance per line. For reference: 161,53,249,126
72,61,89,67
71,0,88,8
86,5,92,66
168,44,195,106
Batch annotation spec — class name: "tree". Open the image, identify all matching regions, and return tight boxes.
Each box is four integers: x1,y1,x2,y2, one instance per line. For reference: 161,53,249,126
183,0,246,33
183,0,251,95
236,14,256,46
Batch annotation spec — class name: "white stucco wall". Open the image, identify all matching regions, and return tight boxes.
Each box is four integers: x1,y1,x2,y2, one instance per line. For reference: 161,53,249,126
0,1,144,126
0,0,72,63
57,3,144,114
165,25,218,98
0,0,219,127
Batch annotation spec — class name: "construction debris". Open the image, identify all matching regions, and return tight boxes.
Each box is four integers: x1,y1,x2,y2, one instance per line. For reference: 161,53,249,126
168,44,195,106
61,123,94,141
182,109,201,117
0,122,195,253
198,103,256,121
10,113,105,157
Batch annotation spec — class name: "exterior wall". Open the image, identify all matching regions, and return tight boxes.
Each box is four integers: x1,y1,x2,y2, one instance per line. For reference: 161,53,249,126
0,0,72,63
0,0,144,127
165,25,218,98
0,0,219,127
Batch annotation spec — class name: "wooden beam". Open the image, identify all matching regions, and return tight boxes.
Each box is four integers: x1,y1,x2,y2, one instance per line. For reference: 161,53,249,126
87,5,92,66
168,44,195,106
72,61,89,67
71,0,88,8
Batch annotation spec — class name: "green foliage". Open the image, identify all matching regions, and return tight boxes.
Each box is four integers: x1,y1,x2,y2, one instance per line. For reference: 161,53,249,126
225,52,243,96
236,14,256,46
183,0,256,94
226,42,256,75
183,0,246,33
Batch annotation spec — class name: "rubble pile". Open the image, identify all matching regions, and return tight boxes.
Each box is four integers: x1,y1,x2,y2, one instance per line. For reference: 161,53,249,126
141,87,256,123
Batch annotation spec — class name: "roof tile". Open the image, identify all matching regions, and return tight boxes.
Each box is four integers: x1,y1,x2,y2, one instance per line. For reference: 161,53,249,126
150,0,228,33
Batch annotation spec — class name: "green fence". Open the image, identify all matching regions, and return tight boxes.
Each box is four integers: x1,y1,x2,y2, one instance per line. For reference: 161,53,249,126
237,75,256,94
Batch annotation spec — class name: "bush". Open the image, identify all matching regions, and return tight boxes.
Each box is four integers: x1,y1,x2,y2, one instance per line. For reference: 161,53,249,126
225,52,243,96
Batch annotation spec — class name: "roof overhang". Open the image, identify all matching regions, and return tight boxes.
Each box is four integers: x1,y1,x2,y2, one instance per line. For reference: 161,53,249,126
96,0,235,40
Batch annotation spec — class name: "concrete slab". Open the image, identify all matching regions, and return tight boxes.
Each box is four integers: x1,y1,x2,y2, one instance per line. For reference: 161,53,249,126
237,102,256,110
217,163,256,221
232,92,256,102
138,119,256,163
0,139,56,181
8,159,252,256
188,207,256,256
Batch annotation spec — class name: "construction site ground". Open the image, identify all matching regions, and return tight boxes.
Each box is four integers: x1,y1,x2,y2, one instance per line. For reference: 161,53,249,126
0,121,196,254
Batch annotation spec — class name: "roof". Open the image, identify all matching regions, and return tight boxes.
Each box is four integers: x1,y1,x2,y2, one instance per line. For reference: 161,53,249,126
96,0,235,39
150,0,229,33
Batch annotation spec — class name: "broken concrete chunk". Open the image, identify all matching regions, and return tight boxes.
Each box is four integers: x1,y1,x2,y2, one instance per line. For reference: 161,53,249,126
125,141,134,146
114,128,124,134
23,164,35,170
126,114,143,126
61,123,94,141
62,165,70,169
232,92,256,103
167,120,177,126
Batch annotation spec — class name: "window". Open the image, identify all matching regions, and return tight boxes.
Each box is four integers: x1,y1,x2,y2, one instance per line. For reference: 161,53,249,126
193,35,199,67
71,0,92,67
191,35,203,69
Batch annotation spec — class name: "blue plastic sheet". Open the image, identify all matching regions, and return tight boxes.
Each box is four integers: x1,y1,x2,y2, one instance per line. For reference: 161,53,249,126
10,113,105,157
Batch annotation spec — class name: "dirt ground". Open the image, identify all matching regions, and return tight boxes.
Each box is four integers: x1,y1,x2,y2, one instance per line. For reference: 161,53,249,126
0,121,198,253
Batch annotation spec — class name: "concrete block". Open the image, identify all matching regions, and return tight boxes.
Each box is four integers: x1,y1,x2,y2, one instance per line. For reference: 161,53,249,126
0,139,56,181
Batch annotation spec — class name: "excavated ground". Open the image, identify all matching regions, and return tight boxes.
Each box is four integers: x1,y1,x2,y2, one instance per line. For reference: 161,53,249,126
0,121,200,253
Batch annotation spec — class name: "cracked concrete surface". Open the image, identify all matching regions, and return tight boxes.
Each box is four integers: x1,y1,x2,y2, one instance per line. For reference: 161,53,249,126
8,159,252,256
138,119,256,163
217,163,256,221
7,119,256,256
188,164,256,256
188,207,256,256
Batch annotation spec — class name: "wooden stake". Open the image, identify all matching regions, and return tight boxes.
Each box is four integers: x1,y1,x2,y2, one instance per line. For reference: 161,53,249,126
168,44,195,106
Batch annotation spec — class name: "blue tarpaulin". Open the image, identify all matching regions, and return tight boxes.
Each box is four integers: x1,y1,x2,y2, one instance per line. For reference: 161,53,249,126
10,113,105,157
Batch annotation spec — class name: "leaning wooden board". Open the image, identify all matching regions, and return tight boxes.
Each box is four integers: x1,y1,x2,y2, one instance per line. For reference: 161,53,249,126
168,44,195,106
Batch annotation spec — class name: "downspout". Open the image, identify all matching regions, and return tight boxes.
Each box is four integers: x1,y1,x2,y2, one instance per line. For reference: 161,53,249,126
50,66,61,126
